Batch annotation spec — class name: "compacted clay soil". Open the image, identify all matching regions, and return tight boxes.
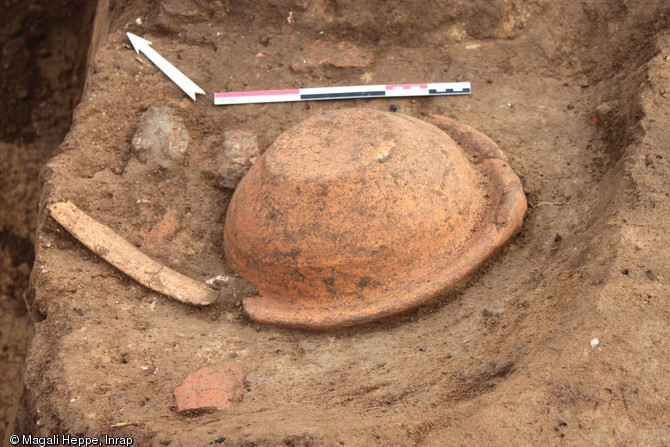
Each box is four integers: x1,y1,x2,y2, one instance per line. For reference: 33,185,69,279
6,0,670,445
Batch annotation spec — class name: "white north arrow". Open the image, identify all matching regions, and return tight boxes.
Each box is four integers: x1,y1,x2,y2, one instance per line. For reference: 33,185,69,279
127,32,205,100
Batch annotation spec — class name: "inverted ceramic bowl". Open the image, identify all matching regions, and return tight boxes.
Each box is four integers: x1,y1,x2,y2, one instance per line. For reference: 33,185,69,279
223,108,526,329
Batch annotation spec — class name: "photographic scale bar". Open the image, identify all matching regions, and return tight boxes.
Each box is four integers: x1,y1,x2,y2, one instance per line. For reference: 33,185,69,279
214,82,471,105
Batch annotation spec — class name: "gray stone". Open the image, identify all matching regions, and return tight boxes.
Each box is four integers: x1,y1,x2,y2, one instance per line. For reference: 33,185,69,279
132,104,190,169
216,131,260,189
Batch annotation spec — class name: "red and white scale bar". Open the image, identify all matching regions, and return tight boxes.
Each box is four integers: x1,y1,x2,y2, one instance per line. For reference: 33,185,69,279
214,82,471,105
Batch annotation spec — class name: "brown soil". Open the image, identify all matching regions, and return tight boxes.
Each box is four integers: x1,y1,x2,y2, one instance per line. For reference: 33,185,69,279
0,0,95,441
6,0,670,445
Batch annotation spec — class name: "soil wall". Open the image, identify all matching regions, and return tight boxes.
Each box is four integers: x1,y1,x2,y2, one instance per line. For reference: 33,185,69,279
0,0,96,440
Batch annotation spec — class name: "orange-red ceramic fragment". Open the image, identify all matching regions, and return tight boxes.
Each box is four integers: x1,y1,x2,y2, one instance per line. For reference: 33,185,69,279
174,363,244,411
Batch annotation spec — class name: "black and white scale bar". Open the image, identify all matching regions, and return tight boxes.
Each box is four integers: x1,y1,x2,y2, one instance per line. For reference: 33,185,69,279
214,82,471,105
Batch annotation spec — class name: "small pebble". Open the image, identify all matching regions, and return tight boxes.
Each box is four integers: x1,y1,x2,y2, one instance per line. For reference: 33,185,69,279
206,275,230,287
